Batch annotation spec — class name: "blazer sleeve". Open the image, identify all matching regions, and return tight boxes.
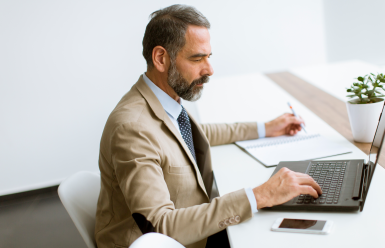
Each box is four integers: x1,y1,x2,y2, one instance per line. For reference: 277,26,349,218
199,122,259,146
111,122,253,246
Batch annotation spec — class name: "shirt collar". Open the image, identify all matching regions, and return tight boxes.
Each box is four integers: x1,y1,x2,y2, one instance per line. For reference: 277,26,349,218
142,73,182,120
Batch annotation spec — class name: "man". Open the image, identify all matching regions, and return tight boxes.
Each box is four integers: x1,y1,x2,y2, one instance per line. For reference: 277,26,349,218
95,4,322,248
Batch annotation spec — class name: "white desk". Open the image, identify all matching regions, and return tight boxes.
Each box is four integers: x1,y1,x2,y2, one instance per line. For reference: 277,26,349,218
196,63,385,247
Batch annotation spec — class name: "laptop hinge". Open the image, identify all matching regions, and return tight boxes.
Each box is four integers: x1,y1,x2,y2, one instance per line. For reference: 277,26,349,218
359,162,377,212
352,163,364,199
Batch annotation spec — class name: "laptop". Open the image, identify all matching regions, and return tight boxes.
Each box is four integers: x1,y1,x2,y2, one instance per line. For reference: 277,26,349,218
265,102,385,212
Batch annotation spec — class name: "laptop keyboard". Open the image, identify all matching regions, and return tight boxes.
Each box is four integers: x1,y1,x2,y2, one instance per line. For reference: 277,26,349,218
296,161,347,204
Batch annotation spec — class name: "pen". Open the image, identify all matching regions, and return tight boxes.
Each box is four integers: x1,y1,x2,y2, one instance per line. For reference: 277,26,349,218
287,102,307,133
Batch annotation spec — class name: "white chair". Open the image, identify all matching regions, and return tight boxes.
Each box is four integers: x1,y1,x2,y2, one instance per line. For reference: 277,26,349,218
58,171,184,248
58,171,100,248
129,233,184,248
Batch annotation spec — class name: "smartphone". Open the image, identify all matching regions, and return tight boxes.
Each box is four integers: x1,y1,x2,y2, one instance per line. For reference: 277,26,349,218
271,218,333,235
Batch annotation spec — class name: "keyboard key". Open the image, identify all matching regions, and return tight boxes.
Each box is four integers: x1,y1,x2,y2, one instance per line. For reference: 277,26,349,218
304,200,311,204
297,200,304,204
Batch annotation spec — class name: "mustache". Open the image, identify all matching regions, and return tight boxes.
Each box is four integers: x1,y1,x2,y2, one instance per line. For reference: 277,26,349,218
189,75,210,88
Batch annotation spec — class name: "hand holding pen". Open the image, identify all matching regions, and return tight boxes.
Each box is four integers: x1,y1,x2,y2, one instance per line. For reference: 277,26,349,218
265,110,306,137
287,102,307,133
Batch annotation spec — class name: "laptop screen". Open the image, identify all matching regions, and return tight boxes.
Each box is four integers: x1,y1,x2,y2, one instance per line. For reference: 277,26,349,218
368,102,385,166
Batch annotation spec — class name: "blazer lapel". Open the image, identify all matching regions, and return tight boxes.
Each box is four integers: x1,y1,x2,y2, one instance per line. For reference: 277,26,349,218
189,113,213,197
135,76,209,198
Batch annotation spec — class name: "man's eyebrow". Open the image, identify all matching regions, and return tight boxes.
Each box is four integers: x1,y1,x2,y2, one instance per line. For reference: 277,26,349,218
189,53,212,59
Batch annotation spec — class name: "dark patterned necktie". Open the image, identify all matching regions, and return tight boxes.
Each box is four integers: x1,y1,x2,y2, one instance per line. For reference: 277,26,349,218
177,106,197,163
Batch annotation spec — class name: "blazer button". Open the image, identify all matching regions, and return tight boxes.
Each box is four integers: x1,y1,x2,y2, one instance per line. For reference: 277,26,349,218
219,221,225,229
229,217,235,224
224,219,230,226
235,215,241,223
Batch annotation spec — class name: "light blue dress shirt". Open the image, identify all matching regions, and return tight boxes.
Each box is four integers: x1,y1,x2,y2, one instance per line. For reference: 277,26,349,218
142,73,261,214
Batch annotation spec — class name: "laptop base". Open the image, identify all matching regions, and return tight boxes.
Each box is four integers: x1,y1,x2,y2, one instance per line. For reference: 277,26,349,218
263,159,365,212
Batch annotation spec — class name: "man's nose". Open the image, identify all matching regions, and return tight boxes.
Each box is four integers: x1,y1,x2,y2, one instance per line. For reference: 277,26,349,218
202,60,214,77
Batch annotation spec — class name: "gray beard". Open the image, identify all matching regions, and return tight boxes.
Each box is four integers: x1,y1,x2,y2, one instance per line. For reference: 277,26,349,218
167,61,209,102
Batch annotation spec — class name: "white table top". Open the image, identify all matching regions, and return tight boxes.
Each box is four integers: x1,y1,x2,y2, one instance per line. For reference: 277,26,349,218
196,63,385,247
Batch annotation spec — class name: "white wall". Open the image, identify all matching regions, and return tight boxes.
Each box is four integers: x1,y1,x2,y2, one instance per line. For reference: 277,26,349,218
323,0,385,65
0,0,326,195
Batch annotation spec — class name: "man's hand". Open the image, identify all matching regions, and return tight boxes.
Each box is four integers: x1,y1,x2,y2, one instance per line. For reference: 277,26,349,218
265,113,304,137
252,167,322,209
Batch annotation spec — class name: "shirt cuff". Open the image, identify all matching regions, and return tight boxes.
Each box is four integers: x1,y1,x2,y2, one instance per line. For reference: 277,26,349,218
244,187,258,214
257,122,266,138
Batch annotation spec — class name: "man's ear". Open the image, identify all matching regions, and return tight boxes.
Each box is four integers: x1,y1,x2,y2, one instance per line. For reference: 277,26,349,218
152,46,170,73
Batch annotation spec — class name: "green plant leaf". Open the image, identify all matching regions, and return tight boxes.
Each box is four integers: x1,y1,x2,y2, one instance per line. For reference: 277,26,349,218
357,76,364,82
353,89,362,93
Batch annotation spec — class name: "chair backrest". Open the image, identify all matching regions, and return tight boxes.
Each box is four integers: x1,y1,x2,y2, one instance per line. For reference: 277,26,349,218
58,171,100,248
129,233,184,248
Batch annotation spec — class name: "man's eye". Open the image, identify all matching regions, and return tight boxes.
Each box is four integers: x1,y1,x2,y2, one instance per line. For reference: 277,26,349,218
193,58,202,62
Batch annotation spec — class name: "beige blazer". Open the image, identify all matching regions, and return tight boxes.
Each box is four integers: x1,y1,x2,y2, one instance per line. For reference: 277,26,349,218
95,76,260,248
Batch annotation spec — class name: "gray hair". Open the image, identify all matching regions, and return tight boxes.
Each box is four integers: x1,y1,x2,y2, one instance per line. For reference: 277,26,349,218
142,4,210,68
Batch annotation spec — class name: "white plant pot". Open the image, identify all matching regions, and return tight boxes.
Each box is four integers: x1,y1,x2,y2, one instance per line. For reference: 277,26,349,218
346,99,385,143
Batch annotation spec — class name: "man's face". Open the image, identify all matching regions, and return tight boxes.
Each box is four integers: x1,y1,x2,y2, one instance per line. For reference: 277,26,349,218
168,25,214,101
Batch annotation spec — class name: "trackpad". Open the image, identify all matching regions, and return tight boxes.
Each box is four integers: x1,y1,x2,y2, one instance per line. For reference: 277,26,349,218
271,161,310,177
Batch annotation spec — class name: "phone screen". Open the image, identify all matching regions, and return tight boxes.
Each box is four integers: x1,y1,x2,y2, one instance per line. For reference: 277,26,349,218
279,218,326,230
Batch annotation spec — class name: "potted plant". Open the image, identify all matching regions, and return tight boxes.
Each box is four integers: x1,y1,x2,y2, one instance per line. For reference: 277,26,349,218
346,73,385,142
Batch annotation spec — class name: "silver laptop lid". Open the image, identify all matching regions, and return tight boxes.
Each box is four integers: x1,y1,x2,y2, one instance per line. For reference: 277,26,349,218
368,102,385,166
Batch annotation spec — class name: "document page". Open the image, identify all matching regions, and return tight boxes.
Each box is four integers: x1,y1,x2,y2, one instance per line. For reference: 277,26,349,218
236,133,352,167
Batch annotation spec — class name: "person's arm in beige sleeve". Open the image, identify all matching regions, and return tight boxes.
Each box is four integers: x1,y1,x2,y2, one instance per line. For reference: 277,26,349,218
112,122,253,246
199,122,259,146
